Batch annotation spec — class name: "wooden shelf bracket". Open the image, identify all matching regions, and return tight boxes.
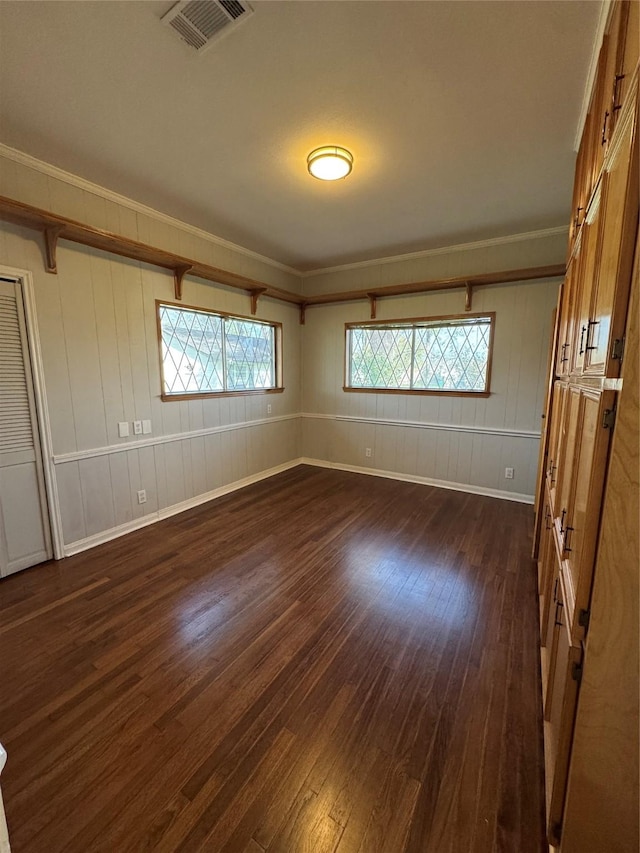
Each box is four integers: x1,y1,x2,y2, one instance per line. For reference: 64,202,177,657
367,293,378,319
250,287,267,315
465,282,473,311
44,227,64,274
173,264,192,301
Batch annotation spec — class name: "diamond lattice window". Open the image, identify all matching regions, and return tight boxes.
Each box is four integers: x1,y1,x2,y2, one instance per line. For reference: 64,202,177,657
158,303,279,397
346,314,494,394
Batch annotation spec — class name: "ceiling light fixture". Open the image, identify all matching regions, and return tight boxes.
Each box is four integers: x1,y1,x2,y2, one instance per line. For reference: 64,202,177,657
307,146,353,181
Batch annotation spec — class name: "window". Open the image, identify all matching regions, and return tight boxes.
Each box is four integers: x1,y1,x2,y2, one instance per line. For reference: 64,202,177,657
157,301,282,399
345,313,494,395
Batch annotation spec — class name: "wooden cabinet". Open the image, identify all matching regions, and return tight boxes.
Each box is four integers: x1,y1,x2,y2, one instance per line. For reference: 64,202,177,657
560,390,615,642
553,387,579,521
534,4,639,849
545,381,566,506
540,561,583,846
538,495,555,646
585,94,638,375
571,193,601,375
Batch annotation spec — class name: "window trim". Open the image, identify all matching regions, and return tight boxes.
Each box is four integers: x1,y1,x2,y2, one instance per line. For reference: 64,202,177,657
156,300,284,401
343,312,495,397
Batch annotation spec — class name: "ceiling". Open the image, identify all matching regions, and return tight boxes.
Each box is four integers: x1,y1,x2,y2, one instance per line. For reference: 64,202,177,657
0,1,601,271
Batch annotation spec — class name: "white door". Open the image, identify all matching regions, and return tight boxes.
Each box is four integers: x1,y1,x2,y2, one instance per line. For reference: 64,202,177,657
0,279,52,576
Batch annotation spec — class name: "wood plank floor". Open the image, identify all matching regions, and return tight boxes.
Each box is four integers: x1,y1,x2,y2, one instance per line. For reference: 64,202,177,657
0,466,546,852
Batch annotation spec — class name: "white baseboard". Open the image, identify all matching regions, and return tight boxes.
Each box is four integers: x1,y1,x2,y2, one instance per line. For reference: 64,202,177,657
300,457,534,504
63,454,533,556
63,458,304,556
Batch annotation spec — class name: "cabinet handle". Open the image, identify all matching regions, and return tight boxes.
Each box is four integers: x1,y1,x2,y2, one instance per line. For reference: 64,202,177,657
586,319,600,351
579,325,587,355
574,206,583,229
545,506,552,530
613,74,625,111
560,508,567,532
563,525,574,553
553,578,559,603
555,601,564,627
601,110,610,146
560,342,569,365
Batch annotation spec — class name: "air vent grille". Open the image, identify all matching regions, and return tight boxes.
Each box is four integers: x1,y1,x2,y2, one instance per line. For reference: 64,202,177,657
162,0,253,53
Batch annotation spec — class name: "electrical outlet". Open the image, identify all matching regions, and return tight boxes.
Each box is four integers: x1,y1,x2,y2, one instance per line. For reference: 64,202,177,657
505,467,514,479
365,447,372,458
137,489,147,504
267,404,272,414
118,421,129,438
142,419,152,434
133,420,143,435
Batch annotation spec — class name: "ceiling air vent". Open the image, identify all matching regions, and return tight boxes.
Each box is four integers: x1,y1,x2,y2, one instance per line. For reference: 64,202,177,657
162,0,253,53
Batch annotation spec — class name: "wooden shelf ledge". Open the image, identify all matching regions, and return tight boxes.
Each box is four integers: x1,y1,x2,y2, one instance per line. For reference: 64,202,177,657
0,195,565,323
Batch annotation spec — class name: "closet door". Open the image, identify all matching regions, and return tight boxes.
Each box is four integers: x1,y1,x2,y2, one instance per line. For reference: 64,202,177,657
0,280,51,576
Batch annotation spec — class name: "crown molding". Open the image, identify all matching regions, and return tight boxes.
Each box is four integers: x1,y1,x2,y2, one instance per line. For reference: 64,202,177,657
573,0,612,152
301,225,568,279
0,142,570,282
0,143,301,278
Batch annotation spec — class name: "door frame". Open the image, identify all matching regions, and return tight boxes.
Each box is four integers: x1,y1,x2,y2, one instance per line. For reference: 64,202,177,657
0,264,64,560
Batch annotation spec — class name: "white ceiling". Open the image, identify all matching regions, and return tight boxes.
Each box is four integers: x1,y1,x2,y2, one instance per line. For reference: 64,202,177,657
0,1,600,271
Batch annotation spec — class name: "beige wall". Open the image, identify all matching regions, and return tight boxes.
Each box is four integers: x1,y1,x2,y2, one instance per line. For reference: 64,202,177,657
300,234,563,500
0,155,303,552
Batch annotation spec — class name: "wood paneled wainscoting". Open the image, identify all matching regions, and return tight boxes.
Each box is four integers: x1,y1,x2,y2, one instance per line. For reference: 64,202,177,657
0,467,545,852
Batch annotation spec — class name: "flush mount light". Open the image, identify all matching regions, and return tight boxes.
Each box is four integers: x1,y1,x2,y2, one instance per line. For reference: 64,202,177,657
307,146,353,181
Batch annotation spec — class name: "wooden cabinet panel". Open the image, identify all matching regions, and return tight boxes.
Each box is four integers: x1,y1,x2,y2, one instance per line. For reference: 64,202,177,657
585,88,638,375
571,192,602,375
538,499,556,646
562,390,616,642
541,566,583,844
600,3,624,154
610,0,639,138
554,387,580,521
546,382,567,509
556,263,576,377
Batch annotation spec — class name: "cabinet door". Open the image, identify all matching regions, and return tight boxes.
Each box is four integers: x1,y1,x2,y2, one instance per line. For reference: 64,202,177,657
589,40,611,189
546,382,567,510
561,390,616,642
543,561,563,710
600,2,624,153
539,509,557,647
545,606,583,846
556,263,577,377
585,90,638,375
554,387,580,523
610,0,639,137
571,191,602,375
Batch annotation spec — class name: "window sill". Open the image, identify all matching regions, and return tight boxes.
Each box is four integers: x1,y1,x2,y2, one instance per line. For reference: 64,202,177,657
343,387,490,398
162,387,285,402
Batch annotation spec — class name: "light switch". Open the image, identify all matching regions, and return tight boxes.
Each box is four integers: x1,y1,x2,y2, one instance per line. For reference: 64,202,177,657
142,419,152,435
118,422,129,438
133,420,143,435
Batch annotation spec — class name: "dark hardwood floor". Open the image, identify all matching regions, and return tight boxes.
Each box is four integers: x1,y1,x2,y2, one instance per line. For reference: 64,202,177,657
0,466,545,852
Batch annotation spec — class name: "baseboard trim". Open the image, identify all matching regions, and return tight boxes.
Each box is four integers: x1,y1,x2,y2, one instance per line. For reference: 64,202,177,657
63,458,303,556
300,457,534,504
63,454,533,556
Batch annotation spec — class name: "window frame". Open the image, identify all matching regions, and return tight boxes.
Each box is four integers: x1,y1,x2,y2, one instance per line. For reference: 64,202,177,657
156,300,284,401
343,311,495,397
